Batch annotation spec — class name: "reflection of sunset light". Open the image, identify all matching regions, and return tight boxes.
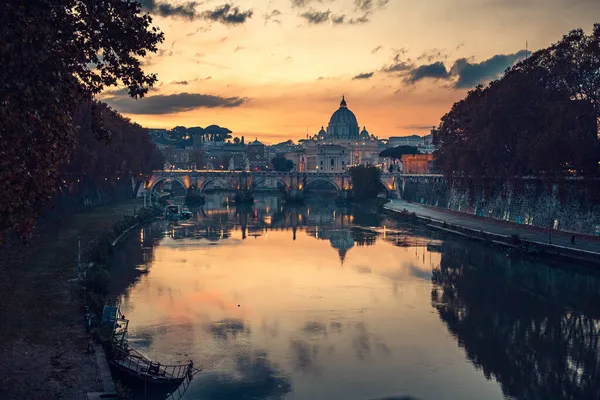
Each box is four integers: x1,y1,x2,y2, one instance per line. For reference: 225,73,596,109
264,215,272,224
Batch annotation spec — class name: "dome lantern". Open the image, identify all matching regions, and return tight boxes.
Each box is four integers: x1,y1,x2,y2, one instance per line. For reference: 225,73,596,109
340,95,347,108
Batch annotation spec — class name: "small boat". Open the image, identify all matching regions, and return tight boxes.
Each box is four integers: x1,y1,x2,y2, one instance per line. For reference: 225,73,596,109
164,204,181,221
180,206,193,220
109,346,194,388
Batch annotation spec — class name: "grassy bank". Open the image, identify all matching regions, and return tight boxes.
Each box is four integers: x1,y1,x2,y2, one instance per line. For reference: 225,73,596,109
0,198,156,400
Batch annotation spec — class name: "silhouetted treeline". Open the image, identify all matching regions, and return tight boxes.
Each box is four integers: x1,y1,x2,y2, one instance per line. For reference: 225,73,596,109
43,101,164,220
434,24,600,180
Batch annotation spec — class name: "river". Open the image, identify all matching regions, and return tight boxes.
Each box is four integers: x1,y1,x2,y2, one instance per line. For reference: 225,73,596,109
109,193,600,400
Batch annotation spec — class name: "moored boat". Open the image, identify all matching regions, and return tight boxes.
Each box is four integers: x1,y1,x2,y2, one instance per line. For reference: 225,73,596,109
109,346,194,388
180,206,193,220
164,204,181,220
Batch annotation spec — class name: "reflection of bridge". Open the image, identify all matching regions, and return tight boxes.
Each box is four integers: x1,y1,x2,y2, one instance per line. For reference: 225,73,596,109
140,170,399,198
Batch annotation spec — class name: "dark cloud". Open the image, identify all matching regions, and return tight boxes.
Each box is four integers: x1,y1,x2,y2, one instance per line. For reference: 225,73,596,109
104,92,250,114
187,26,210,36
354,0,389,11
330,13,370,24
417,48,449,62
348,13,370,24
371,45,383,54
291,0,329,8
234,46,245,52
264,9,282,24
354,0,373,11
399,124,435,131
331,14,346,24
139,0,198,19
404,62,450,84
382,48,526,88
171,80,189,85
200,4,254,25
140,1,253,25
353,72,374,80
381,61,413,73
103,87,158,97
303,10,369,25
299,9,331,24
450,50,527,88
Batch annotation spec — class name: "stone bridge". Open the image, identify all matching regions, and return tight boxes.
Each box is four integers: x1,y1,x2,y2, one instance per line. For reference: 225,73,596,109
140,170,400,198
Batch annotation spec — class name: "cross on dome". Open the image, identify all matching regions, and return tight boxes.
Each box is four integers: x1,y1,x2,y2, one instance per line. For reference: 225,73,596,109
340,95,347,108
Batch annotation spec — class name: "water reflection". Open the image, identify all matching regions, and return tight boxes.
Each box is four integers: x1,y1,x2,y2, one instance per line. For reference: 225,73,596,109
432,241,600,400
110,193,600,400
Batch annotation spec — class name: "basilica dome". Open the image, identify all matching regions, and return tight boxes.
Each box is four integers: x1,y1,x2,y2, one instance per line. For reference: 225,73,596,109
326,96,360,139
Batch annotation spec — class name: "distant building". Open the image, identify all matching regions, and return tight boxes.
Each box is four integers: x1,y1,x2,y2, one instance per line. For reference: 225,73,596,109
283,150,306,172
401,154,434,174
316,144,349,172
387,131,436,154
247,138,267,170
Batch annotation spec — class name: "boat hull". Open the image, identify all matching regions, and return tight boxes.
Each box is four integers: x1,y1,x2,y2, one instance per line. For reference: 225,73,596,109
110,360,187,387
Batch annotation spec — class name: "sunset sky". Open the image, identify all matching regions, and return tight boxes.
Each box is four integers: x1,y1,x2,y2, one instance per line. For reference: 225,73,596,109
100,0,598,144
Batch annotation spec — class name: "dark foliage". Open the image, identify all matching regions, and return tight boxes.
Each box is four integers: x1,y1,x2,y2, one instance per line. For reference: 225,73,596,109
379,145,420,159
434,24,600,181
0,0,164,241
152,125,233,148
62,101,164,185
271,155,294,172
349,165,383,201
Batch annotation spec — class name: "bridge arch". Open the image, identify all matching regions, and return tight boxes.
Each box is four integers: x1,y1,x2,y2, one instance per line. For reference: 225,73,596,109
199,176,238,193
148,176,188,192
252,176,287,192
303,177,340,194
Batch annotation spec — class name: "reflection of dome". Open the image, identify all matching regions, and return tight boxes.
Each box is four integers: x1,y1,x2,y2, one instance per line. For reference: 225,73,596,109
326,96,360,139
328,229,354,264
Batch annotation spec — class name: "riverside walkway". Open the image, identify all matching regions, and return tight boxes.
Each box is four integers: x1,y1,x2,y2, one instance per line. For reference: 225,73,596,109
384,199,600,258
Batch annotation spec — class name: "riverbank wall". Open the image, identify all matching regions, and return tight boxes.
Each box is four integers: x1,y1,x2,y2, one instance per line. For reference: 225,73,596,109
397,175,600,236
37,178,144,229
83,204,162,313
0,198,160,400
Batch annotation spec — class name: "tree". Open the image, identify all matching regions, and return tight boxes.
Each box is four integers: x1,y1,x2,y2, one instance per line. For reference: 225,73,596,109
271,155,294,172
62,101,164,188
189,149,206,169
233,137,240,144
434,24,600,181
349,165,383,201
0,0,164,241
379,145,420,160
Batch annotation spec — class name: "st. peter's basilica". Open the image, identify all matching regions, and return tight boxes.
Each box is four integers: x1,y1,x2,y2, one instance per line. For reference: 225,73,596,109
300,96,383,172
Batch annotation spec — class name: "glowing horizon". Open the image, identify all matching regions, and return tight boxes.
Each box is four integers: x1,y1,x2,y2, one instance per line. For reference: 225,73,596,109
99,0,598,143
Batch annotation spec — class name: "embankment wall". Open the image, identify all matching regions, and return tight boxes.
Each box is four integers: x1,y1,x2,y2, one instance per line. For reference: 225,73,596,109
397,175,600,235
